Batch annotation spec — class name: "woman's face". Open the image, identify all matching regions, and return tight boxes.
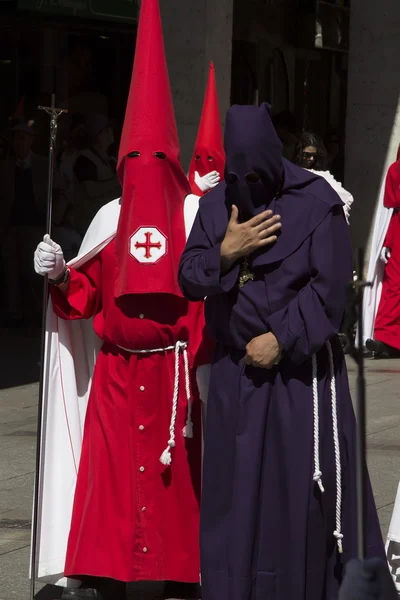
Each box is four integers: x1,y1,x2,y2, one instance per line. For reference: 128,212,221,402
301,145,317,169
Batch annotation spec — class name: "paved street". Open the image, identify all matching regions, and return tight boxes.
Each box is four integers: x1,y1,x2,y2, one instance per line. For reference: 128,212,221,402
1,329,400,599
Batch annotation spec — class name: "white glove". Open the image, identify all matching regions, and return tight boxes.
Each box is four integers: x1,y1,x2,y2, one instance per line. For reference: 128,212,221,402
34,234,66,279
194,170,220,193
380,247,391,265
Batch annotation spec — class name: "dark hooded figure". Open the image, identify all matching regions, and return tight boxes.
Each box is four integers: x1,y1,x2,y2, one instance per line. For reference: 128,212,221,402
178,103,385,600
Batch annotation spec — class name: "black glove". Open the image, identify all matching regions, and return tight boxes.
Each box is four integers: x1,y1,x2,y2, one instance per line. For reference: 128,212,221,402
339,559,398,600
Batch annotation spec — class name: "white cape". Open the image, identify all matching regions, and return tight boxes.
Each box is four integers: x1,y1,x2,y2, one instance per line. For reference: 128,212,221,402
361,181,392,345
33,194,209,587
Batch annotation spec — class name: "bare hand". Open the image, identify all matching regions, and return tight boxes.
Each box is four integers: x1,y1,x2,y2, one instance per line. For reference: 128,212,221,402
220,205,281,272
245,332,283,369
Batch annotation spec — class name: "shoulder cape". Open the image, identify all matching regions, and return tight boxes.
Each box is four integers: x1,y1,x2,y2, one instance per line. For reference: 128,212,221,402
198,159,345,269
307,169,354,223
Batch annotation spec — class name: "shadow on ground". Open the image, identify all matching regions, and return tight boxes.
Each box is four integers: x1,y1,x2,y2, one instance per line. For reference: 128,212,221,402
0,327,41,389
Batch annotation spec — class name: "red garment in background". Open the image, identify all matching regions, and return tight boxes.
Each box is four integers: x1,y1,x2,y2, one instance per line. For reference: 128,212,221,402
188,62,225,196
51,239,211,583
374,160,400,350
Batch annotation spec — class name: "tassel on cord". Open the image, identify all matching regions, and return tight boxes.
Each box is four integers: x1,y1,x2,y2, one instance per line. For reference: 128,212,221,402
160,441,175,466
159,342,192,465
159,342,181,465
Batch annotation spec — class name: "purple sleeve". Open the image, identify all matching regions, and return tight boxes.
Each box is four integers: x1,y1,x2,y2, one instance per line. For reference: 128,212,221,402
179,212,240,301
266,206,352,365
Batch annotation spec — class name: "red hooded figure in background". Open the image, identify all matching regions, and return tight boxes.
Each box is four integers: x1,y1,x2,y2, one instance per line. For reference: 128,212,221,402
188,61,225,196
369,146,400,354
33,0,211,597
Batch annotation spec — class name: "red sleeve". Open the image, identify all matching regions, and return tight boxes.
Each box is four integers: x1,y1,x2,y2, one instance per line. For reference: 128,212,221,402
383,163,400,209
51,254,101,320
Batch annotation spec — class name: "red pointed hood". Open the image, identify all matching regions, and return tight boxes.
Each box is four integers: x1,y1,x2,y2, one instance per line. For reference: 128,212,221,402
115,0,190,298
188,62,225,196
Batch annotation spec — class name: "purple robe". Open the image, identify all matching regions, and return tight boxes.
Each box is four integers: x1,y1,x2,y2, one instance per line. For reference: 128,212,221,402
179,105,384,600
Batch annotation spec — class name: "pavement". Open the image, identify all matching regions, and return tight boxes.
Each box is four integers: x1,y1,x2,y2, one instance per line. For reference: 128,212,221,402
1,328,400,599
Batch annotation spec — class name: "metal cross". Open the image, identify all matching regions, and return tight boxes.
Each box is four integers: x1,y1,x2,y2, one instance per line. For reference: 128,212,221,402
38,93,68,145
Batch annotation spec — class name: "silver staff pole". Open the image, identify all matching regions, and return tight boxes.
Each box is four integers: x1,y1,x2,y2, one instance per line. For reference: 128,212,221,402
30,94,67,600
346,248,372,559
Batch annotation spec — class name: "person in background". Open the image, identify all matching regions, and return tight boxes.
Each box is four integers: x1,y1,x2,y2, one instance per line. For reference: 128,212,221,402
294,131,354,223
326,129,345,184
58,114,86,200
71,113,122,236
272,109,298,161
365,150,400,358
294,131,356,352
0,135,8,160
0,124,49,326
188,61,225,197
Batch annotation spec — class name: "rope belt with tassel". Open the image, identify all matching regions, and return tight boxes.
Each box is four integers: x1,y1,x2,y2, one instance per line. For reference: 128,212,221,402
312,340,343,553
116,340,193,466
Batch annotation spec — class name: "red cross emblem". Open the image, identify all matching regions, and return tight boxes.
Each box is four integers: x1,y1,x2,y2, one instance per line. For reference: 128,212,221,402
129,227,167,264
134,231,162,259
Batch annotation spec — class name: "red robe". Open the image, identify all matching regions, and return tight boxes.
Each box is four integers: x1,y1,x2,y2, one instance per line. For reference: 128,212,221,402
374,160,400,350
51,238,210,583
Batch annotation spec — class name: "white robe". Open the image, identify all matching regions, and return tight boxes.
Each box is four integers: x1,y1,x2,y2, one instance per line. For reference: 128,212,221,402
32,194,210,587
361,181,392,345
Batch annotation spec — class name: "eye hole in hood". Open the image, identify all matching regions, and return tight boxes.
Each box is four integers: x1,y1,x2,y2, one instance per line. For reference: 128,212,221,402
245,172,260,184
226,173,238,185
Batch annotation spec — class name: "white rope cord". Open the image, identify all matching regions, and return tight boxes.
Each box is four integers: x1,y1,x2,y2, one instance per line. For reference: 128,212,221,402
159,341,183,466
312,342,343,554
116,341,192,467
182,346,193,439
312,354,325,493
327,340,343,553
117,344,176,354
